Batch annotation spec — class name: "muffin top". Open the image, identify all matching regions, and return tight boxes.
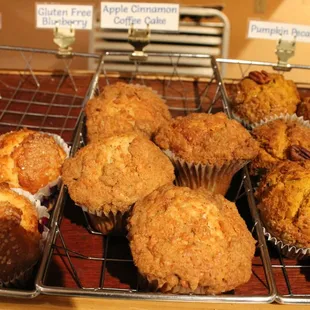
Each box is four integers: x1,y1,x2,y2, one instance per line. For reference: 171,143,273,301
251,118,310,175
85,82,171,142
0,129,67,194
0,184,41,282
62,133,175,214
154,112,259,165
128,184,255,294
230,71,300,124
256,161,310,248
297,97,310,120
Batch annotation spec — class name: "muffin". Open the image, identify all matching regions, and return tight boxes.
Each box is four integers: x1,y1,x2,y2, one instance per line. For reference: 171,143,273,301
297,97,310,120
0,129,68,197
256,161,310,258
85,82,171,142
250,117,310,176
62,133,175,234
230,70,300,125
154,112,259,195
128,184,255,294
0,184,42,286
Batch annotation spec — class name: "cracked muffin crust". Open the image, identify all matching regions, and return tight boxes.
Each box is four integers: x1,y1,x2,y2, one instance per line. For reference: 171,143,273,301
250,118,310,175
0,184,40,283
256,161,310,248
0,129,67,194
62,133,175,219
85,82,171,142
128,184,255,294
297,97,310,120
230,71,300,124
154,112,259,166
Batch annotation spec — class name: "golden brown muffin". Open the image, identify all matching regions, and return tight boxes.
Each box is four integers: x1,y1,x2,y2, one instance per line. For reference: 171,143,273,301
251,118,310,175
256,161,310,248
0,129,67,194
230,71,300,124
85,82,171,142
0,184,41,283
154,112,259,194
154,112,258,166
128,184,255,294
62,133,175,233
297,97,310,120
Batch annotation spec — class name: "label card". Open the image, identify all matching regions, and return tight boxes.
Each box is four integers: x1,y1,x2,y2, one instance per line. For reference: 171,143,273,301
36,4,93,30
248,20,310,43
100,2,179,31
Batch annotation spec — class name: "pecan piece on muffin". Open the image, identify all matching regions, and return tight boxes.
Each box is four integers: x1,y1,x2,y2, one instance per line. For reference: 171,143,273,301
128,184,255,294
250,118,310,176
230,71,300,124
85,82,171,143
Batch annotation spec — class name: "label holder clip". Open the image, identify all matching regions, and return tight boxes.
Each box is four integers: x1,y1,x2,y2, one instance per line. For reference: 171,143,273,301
273,36,296,71
53,24,76,58
128,24,150,62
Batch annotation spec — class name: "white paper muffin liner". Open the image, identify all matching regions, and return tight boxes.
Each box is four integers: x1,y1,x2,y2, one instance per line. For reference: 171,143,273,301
163,150,249,195
79,205,130,235
232,111,253,129
250,113,310,130
0,189,49,288
262,227,310,260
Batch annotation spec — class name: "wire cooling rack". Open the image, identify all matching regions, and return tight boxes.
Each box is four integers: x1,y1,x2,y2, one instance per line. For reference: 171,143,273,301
0,45,100,298
35,52,276,303
217,58,310,304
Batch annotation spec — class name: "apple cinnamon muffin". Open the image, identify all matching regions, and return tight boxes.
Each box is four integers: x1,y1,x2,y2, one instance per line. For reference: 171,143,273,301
154,112,259,195
250,117,310,176
230,70,300,125
62,133,175,234
256,161,310,257
0,129,67,196
85,82,171,142
128,184,255,294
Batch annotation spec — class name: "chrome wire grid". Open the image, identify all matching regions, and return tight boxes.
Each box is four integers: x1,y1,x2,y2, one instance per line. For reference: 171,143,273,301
0,46,99,144
217,58,310,304
0,45,99,298
35,53,276,303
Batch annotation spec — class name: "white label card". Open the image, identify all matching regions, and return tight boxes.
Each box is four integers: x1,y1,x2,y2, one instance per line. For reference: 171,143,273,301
248,20,310,43
36,4,93,30
100,2,179,31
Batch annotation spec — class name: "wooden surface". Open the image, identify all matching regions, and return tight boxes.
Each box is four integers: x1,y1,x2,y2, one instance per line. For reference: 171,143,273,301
1,72,310,307
1,295,310,310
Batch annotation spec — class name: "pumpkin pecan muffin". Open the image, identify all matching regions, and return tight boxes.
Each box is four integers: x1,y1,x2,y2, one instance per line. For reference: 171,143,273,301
297,97,310,120
256,161,310,257
85,82,171,142
128,184,255,294
0,129,67,196
0,184,41,285
250,117,310,176
154,112,259,195
62,133,174,234
230,70,300,125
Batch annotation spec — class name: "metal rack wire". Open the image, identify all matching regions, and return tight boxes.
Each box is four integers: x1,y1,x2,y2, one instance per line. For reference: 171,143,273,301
0,45,99,298
217,58,310,305
35,52,276,303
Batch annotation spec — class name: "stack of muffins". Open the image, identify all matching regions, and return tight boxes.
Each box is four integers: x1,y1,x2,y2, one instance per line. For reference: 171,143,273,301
230,70,310,259
62,81,259,295
0,129,69,286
